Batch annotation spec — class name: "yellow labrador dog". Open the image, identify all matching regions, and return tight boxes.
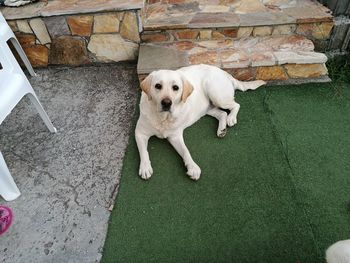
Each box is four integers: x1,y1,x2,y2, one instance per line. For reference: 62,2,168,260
136,64,266,180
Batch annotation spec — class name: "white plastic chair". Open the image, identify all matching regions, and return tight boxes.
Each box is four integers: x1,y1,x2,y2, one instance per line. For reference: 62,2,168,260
0,15,57,201
0,12,36,77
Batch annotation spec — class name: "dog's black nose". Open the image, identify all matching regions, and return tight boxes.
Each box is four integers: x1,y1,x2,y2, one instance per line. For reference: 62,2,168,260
161,98,172,111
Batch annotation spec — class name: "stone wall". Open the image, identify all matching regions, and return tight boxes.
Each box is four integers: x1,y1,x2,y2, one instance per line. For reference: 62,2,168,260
8,10,141,67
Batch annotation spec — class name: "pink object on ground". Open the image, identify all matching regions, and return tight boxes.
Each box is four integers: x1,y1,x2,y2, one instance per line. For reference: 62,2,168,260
0,206,13,236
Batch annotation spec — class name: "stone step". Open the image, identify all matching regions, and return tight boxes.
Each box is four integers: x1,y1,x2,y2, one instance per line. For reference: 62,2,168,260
137,35,330,84
141,0,333,50
1,0,144,20
143,0,332,30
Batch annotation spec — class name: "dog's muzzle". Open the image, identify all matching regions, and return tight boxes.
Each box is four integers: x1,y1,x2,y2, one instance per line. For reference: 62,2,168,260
161,98,172,111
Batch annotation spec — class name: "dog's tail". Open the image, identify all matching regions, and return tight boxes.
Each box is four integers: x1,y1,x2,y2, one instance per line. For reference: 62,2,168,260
225,71,266,91
233,79,267,91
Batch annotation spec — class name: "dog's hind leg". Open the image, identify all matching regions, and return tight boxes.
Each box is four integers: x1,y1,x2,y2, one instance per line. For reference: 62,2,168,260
226,101,240,127
206,78,240,127
207,107,228,138
208,91,241,127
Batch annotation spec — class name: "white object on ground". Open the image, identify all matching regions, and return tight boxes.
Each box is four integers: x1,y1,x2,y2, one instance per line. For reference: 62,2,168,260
0,11,56,201
1,0,36,7
326,240,350,263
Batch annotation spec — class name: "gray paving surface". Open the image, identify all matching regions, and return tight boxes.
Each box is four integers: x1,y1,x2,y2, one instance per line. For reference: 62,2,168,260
0,64,139,263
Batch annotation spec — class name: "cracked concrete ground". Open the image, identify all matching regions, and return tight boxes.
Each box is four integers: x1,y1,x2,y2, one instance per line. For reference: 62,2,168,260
0,64,139,263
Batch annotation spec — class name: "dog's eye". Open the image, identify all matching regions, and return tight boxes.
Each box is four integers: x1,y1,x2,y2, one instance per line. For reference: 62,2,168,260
172,85,179,91
155,83,162,90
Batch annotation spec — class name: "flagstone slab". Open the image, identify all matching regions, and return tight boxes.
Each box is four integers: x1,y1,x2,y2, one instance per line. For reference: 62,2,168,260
197,39,233,49
165,40,197,51
145,3,168,20
0,1,46,20
272,24,296,35
189,50,220,66
212,30,225,39
296,22,334,40
189,12,240,28
7,20,18,32
167,2,201,13
23,44,48,67
143,15,194,30
16,34,36,46
17,20,33,34
44,16,70,37
41,0,144,17
120,12,140,42
88,34,139,63
50,36,90,65
199,30,212,39
232,37,260,50
220,49,250,68
251,51,276,67
225,67,256,81
29,18,51,45
175,29,199,39
282,5,333,23
261,35,314,51
285,63,328,78
200,5,230,13
253,26,272,37
256,65,288,80
141,32,172,42
221,28,238,38
67,15,93,37
93,14,120,34
235,0,267,14
237,27,253,38
239,12,295,27
137,45,188,74
274,51,327,65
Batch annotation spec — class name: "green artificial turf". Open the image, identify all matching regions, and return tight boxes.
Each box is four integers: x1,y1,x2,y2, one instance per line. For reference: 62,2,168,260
102,65,350,262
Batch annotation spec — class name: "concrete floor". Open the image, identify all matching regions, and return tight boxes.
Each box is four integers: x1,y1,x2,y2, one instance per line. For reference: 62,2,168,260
0,64,139,263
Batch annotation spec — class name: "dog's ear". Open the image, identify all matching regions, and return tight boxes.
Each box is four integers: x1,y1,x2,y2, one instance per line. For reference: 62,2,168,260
181,76,193,103
140,73,153,100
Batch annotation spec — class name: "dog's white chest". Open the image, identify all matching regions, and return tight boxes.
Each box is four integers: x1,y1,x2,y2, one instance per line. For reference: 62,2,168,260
152,115,178,138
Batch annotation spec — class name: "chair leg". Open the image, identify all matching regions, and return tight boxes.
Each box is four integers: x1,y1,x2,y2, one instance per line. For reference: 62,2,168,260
28,93,57,133
0,151,21,201
10,37,36,77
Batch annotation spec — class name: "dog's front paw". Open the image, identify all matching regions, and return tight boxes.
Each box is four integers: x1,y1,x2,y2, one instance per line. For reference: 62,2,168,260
186,163,201,181
139,161,153,180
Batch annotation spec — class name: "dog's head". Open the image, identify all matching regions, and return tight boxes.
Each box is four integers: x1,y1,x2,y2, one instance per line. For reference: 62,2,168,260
140,70,193,113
